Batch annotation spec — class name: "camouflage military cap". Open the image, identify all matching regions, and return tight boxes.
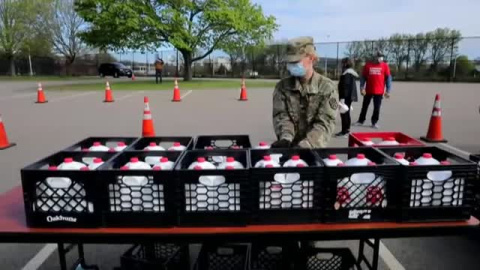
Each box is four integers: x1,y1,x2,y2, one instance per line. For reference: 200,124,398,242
286,36,316,63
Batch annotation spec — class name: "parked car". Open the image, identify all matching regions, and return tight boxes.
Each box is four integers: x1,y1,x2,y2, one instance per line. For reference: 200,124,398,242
98,63,133,78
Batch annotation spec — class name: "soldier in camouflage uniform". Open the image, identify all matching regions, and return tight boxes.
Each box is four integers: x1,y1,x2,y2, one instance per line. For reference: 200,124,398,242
272,37,338,148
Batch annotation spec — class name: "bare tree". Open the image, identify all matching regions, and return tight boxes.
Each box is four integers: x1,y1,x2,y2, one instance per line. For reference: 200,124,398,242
51,0,85,75
373,38,390,61
387,34,409,72
345,41,369,67
410,33,430,72
427,28,461,71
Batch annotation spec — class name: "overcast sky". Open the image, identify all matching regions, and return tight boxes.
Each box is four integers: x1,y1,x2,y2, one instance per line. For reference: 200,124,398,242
253,0,480,42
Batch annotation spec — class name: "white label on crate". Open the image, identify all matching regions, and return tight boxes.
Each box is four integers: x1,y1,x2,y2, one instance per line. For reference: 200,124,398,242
348,209,372,220
351,173,376,185
46,215,77,223
46,177,72,189
274,173,300,184
198,175,225,186
427,170,453,182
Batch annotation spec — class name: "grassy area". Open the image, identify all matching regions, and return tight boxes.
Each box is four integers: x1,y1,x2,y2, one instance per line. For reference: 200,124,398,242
0,76,97,81
48,79,276,91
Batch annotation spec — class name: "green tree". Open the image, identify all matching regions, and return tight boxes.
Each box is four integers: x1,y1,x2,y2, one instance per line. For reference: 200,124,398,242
0,0,52,75
454,55,475,77
75,0,277,81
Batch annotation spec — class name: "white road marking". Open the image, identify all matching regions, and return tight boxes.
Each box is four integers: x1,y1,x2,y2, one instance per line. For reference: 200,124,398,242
49,91,97,103
116,91,145,101
0,93,36,101
439,143,471,158
21,244,57,270
181,90,193,99
379,240,405,270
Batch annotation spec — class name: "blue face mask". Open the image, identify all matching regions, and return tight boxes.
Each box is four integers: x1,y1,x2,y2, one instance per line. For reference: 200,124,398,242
287,62,306,77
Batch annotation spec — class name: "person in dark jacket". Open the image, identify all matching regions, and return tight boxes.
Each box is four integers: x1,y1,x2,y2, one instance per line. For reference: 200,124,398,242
335,57,359,137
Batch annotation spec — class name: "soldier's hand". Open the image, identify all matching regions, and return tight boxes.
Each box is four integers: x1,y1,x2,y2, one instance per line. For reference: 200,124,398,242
271,139,291,148
384,92,390,99
361,89,366,96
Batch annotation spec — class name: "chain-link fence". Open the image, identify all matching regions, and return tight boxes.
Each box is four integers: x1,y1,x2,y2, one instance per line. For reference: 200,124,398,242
1,37,479,82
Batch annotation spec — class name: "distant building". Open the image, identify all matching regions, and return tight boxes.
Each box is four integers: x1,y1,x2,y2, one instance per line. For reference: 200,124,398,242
202,56,232,71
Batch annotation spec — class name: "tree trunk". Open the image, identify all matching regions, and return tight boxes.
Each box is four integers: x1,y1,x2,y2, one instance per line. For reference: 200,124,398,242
65,60,71,76
181,51,193,81
8,55,16,76
65,57,75,76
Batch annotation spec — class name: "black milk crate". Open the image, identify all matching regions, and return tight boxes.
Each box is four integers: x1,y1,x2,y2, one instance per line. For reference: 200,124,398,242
99,151,183,227
175,150,250,227
120,243,189,270
470,154,480,220
194,244,249,270
21,151,118,228
250,149,322,224
250,242,297,270
379,147,477,222
194,135,251,150
127,136,194,151
63,137,139,152
314,147,399,223
295,247,357,270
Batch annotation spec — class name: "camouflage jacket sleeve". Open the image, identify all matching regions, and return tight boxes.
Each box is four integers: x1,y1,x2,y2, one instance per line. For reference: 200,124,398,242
272,81,295,141
298,81,338,148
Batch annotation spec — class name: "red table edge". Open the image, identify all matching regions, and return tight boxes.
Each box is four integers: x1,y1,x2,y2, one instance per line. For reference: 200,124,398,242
1,186,478,235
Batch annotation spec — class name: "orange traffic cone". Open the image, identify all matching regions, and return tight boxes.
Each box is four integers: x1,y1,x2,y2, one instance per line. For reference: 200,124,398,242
0,114,15,150
421,94,448,143
172,78,181,102
35,83,47,103
239,78,248,101
104,81,114,102
142,96,155,137
131,73,136,81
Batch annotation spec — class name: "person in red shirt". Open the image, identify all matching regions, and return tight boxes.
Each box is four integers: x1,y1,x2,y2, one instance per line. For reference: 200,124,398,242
354,52,392,129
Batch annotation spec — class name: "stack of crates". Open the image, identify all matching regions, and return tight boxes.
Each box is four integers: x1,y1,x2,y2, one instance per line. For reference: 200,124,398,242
99,151,183,227
21,134,479,228
380,147,477,221
100,137,193,227
175,149,251,226
21,150,118,227
250,149,322,224
314,147,399,222
348,132,424,147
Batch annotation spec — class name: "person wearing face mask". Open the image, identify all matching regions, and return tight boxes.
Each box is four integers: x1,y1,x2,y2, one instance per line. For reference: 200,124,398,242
354,52,392,129
336,57,359,137
272,37,338,148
